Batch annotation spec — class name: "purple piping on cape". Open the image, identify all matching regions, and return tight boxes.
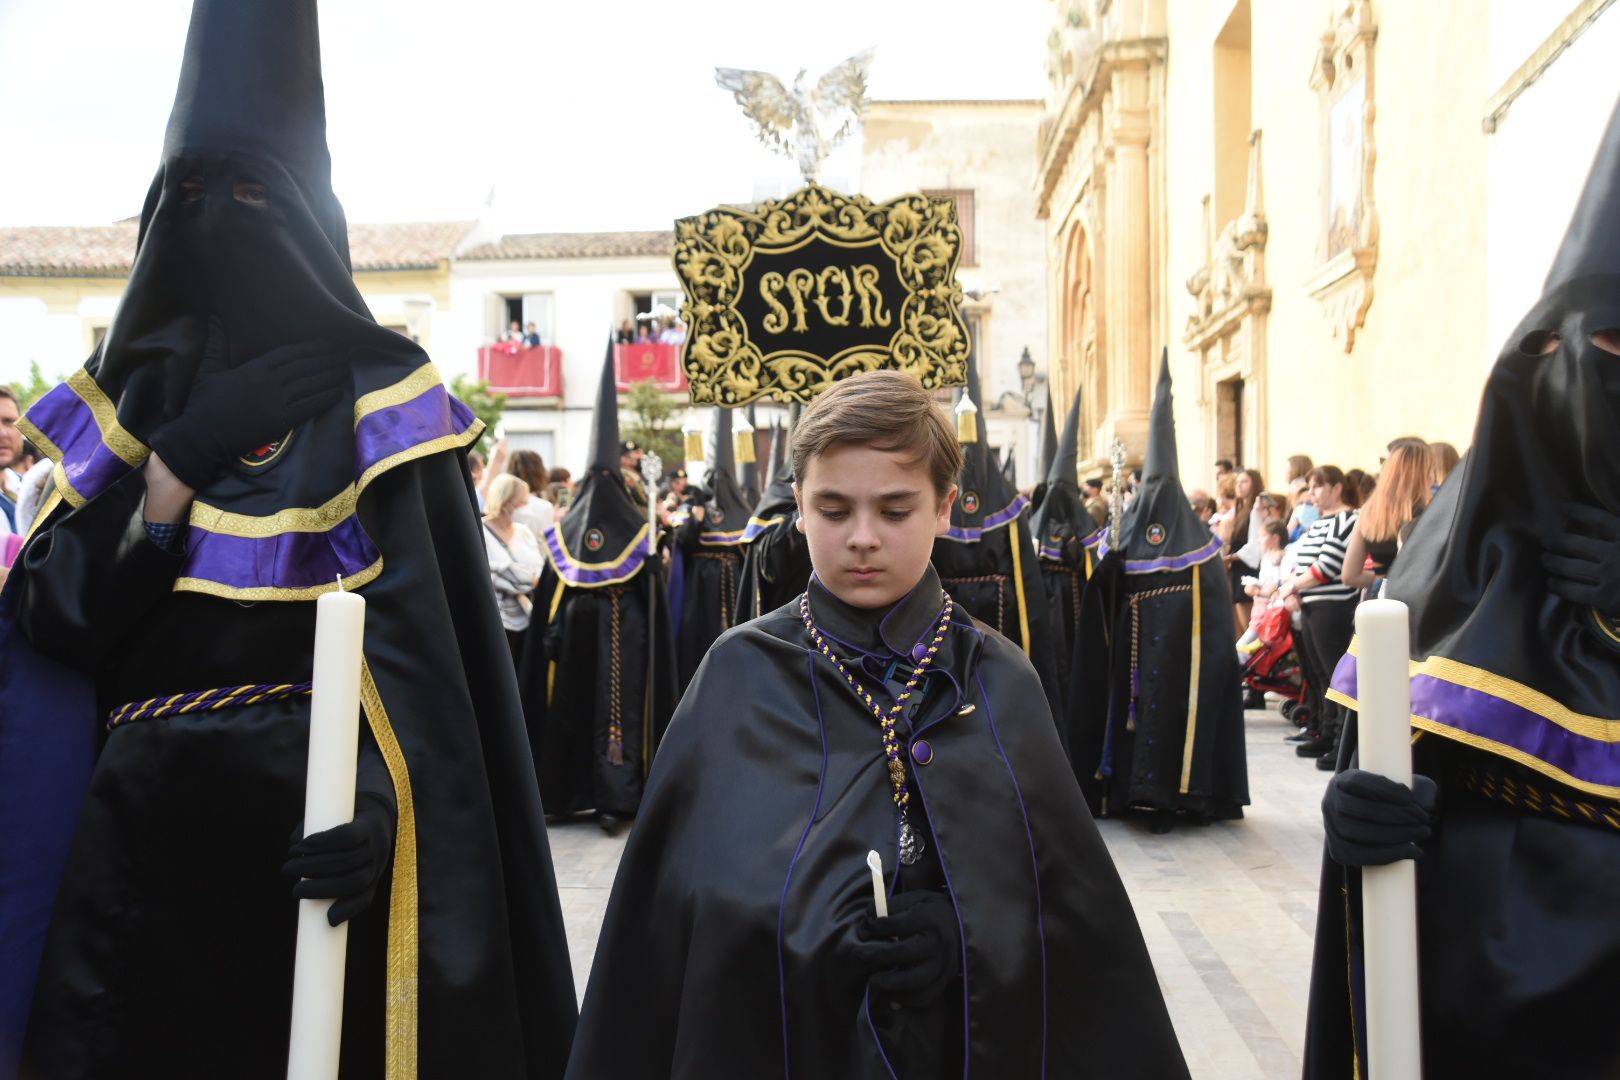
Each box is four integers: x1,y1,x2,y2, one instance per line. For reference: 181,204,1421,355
1097,532,1223,574
778,649,831,1079
909,645,975,1076
863,988,902,1080
184,516,378,591
541,525,650,587
1081,530,1103,549
1331,653,1620,791
1038,543,1065,561
944,494,1030,543
698,529,748,547
25,382,139,502
975,657,1049,1077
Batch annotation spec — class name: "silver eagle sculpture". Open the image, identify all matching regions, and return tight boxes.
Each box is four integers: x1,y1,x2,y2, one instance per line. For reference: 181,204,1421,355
714,48,876,184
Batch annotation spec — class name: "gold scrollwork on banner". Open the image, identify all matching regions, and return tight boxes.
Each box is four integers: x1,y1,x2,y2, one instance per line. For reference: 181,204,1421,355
674,184,970,405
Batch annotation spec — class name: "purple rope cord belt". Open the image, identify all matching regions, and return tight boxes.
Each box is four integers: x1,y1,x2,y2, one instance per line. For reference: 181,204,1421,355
106,681,314,730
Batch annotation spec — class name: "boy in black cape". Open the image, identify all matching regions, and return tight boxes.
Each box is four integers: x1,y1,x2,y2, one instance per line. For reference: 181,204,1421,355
738,408,814,622
1028,387,1102,714
930,348,1066,723
673,404,753,688
1074,352,1248,830
526,342,677,828
1305,95,1620,1080
567,371,1188,1079
0,1,577,1074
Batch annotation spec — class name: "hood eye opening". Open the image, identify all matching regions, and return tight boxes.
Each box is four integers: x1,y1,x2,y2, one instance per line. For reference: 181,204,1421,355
232,179,270,209
178,176,206,203
1518,330,1560,356
1591,329,1620,356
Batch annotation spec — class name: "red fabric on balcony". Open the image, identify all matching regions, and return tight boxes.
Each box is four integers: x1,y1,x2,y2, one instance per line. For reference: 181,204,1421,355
479,343,563,398
614,343,688,393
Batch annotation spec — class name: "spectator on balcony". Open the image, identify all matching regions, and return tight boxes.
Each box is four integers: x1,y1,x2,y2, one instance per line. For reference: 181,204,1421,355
507,449,556,538
615,319,636,345
634,320,653,343
523,322,541,348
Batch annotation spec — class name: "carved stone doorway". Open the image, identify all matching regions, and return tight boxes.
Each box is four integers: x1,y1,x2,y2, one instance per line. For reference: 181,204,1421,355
1215,375,1245,468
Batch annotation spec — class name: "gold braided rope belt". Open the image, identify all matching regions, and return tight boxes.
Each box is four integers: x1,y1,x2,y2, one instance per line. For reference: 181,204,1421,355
1456,761,1620,834
1126,582,1195,732
692,550,742,629
106,682,313,731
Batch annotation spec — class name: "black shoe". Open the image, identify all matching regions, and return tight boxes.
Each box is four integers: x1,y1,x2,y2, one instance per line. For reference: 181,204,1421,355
1296,735,1334,757
1149,809,1175,835
1316,750,1339,771
594,811,630,836
1285,731,1314,742
1243,690,1266,710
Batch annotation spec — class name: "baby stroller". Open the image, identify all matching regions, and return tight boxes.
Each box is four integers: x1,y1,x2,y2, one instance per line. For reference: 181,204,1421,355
1240,602,1308,722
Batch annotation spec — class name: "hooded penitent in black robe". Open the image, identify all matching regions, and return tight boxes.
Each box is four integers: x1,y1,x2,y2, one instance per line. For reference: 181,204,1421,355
1028,389,1101,716
526,344,677,819
1304,96,1620,1080
738,411,813,623
1075,352,1248,824
930,349,1065,726
566,565,1189,1078
2,3,576,1075
674,405,753,689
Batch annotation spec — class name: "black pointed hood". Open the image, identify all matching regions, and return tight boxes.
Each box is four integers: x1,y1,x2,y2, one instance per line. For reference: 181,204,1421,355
1545,95,1620,292
1030,388,1098,563
1001,447,1018,488
541,340,650,587
20,0,482,602
1102,351,1220,571
739,403,761,505
588,337,620,472
1329,91,1620,796
943,336,1022,542
1039,384,1059,479
697,407,754,545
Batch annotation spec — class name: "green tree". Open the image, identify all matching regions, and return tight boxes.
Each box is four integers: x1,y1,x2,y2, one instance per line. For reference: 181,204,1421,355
622,379,684,471
448,373,507,457
9,361,56,411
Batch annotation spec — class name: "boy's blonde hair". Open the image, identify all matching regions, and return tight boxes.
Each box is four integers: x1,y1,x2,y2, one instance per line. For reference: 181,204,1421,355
792,370,962,497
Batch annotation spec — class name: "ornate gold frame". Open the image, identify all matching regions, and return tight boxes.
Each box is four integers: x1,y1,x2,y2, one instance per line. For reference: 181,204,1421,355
674,184,970,405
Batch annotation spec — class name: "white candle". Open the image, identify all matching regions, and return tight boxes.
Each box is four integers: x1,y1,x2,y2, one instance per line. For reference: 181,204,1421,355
866,850,888,919
287,586,366,1080
1353,599,1424,1079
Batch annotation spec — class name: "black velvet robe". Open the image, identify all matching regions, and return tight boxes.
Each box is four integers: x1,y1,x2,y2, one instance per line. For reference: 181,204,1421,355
566,567,1188,1079
12,453,577,1079
673,495,748,691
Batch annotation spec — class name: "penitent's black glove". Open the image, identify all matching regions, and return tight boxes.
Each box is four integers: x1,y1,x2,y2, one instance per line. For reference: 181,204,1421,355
149,318,346,490
1321,768,1439,867
284,791,396,926
1543,503,1620,615
852,889,962,1007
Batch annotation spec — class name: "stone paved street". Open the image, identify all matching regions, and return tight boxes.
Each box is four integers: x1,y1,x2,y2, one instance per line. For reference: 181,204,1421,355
547,705,1324,1079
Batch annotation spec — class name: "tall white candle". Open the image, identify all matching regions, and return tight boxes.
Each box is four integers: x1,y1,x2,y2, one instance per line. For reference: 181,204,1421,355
1354,599,1423,1079
287,586,365,1080
866,850,888,919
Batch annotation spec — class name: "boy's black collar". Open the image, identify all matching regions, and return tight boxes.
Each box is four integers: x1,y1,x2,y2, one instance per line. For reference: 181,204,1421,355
804,565,947,659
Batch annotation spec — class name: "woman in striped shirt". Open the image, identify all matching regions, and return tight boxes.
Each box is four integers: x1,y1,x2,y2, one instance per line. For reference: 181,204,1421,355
1278,466,1361,766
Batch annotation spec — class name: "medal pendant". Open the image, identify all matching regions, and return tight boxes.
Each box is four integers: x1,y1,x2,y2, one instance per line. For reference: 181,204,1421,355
899,819,925,866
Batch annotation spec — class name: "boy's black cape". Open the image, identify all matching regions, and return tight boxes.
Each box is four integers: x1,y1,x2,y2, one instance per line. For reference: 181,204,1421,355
1305,94,1620,1080
737,410,812,621
1075,353,1248,820
674,405,753,689
3,2,576,1074
930,348,1066,725
567,567,1188,1078
526,342,677,818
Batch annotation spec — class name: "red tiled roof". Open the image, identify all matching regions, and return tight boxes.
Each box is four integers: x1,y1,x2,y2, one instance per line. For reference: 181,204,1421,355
459,230,675,261
0,220,477,277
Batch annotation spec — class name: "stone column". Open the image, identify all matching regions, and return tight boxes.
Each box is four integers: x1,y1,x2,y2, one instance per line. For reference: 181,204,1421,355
1103,62,1156,459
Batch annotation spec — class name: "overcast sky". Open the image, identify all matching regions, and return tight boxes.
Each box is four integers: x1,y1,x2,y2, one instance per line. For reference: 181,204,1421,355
1,0,1049,232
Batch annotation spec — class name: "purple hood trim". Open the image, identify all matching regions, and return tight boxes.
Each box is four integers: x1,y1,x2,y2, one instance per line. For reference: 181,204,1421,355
1098,532,1222,574
943,494,1030,543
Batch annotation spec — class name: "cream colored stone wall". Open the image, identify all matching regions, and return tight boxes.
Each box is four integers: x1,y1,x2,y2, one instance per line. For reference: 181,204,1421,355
1062,0,1618,491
